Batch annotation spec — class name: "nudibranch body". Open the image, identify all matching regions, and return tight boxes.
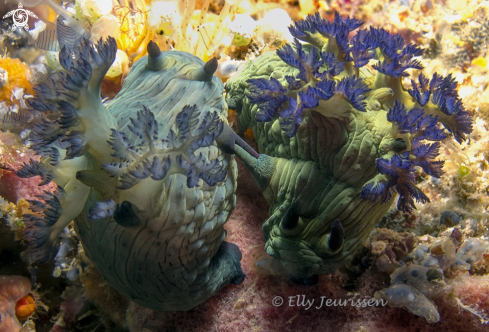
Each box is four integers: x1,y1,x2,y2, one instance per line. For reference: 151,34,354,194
16,27,246,309
225,12,472,285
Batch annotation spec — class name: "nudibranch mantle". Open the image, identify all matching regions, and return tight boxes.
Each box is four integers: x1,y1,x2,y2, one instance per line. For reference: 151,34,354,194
16,38,245,311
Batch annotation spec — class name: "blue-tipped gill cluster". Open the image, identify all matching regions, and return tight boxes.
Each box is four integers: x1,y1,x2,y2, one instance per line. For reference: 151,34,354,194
244,11,473,213
102,104,226,191
12,31,245,311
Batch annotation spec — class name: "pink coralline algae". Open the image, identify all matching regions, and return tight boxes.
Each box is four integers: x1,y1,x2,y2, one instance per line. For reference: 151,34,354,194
121,162,489,332
0,132,57,203
0,275,31,332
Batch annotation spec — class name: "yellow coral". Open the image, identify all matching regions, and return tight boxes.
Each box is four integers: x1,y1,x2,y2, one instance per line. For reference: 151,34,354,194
0,58,33,106
16,199,30,218
113,0,151,61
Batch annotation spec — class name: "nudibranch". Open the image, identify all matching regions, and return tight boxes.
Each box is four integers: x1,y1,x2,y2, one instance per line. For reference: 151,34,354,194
225,12,473,285
14,19,255,310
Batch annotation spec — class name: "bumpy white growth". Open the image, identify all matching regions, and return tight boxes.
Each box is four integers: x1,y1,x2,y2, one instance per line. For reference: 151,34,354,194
457,238,489,264
90,15,120,43
412,237,489,271
77,0,112,22
390,265,449,297
377,284,441,323
255,9,294,44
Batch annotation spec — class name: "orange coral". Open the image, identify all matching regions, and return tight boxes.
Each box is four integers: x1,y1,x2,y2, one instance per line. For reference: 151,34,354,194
0,275,32,332
15,294,35,317
0,58,33,106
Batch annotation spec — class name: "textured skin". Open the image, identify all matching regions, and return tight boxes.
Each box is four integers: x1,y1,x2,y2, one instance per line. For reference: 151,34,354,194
75,51,242,311
20,39,244,311
225,51,396,278
223,12,471,282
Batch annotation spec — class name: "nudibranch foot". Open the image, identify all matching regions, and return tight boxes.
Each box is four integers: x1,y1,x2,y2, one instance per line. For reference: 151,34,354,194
213,241,246,286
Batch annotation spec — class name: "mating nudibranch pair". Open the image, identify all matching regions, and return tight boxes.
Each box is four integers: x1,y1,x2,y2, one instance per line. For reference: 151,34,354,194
15,9,473,312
